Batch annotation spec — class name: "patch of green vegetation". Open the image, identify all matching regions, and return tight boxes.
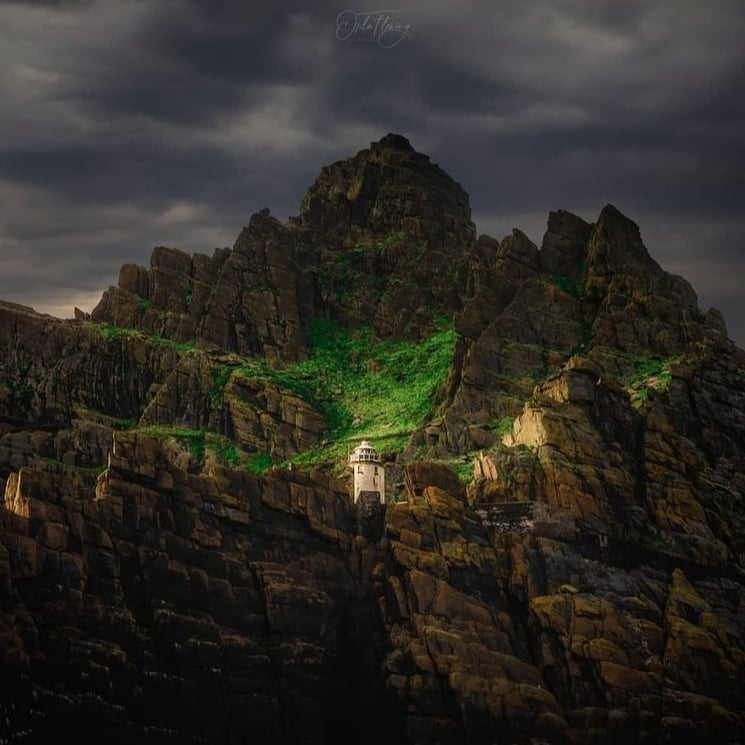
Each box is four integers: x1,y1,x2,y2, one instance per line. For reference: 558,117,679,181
142,425,206,464
622,354,679,410
246,450,273,474
149,335,196,353
623,355,678,388
491,415,515,438
74,407,136,430
358,325,455,430
631,387,648,410
376,230,402,252
188,434,205,464
112,318,456,477
210,365,234,402
451,459,474,483
138,297,151,310
94,324,141,341
657,370,672,387
234,318,457,472
129,424,243,469
90,322,195,352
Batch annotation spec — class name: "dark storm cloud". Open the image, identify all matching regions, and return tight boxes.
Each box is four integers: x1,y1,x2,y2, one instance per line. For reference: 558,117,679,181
0,0,743,344
27,6,310,127
158,2,324,83
3,138,243,205
0,0,93,6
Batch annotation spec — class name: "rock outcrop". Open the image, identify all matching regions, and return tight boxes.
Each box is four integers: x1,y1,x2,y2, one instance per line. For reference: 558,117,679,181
91,133,477,361
300,132,476,340
91,210,314,365
2,134,745,744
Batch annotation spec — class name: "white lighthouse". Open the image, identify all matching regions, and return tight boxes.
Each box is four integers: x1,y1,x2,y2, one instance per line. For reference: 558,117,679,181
349,440,385,504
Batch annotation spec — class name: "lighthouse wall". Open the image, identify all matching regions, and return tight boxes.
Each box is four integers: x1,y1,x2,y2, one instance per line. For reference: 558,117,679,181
353,462,385,503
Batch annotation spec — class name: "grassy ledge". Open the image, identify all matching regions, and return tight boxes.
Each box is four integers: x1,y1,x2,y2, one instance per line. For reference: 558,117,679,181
235,318,458,472
105,319,459,478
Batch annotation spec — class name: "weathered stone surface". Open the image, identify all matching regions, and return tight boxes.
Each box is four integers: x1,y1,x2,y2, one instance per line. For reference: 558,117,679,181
91,134,479,362
0,432,376,744
539,209,592,276
299,132,477,341
219,375,324,462
91,222,313,363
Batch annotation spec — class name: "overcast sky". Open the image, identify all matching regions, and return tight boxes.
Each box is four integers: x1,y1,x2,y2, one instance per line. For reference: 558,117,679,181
1,0,743,346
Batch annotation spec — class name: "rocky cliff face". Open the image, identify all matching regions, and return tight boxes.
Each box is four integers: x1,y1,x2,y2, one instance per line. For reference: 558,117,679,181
90,132,476,362
1,134,745,744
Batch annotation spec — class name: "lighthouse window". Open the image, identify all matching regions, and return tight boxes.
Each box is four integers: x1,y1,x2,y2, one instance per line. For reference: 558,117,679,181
374,466,378,475
357,466,363,473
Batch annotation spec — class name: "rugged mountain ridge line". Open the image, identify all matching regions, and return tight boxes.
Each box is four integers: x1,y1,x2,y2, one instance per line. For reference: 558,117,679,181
1,134,744,744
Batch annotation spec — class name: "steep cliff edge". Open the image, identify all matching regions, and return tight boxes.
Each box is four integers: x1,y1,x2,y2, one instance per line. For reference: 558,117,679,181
1,134,745,744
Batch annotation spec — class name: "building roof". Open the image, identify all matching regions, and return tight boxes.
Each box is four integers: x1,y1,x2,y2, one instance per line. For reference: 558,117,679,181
349,440,380,463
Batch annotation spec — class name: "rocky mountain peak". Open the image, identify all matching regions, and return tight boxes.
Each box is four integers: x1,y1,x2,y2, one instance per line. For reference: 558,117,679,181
538,209,592,276
90,133,478,356
299,132,474,241
372,131,415,151
296,133,478,338
581,204,702,356
588,203,655,270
